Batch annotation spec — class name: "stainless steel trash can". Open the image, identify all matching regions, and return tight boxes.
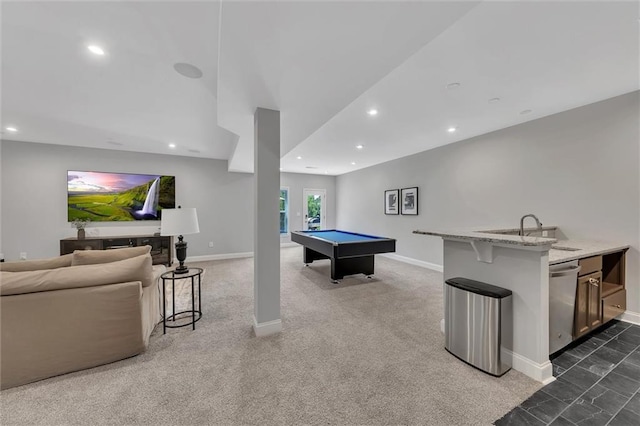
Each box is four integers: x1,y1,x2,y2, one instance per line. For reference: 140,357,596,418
444,277,513,377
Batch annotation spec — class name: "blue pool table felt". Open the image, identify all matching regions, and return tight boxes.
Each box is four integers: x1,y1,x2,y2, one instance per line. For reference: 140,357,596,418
303,230,385,243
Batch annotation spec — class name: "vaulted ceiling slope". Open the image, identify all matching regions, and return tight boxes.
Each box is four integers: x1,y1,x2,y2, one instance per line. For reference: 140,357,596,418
1,1,638,175
1,1,237,159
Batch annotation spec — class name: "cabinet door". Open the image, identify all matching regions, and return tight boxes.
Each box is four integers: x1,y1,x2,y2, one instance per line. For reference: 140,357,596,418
575,271,602,338
588,272,602,329
575,275,591,338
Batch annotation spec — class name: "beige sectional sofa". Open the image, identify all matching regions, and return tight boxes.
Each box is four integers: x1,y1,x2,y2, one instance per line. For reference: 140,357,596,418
0,246,166,389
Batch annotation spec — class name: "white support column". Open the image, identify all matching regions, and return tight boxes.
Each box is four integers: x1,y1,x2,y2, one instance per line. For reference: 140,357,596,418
253,108,282,337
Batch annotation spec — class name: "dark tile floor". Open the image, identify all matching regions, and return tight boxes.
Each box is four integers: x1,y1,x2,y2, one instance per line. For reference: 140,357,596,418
495,321,640,425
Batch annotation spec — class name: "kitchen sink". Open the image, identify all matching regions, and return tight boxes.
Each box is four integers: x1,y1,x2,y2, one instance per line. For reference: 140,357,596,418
551,246,581,252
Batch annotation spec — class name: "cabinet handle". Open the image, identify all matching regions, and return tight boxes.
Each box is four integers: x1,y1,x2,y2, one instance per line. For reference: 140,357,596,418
614,304,621,309
588,277,600,287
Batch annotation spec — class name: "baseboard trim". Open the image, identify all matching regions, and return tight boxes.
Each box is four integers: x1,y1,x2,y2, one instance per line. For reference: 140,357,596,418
253,317,282,337
505,349,554,384
187,252,253,262
441,319,553,383
186,244,298,263
380,253,443,272
621,310,640,325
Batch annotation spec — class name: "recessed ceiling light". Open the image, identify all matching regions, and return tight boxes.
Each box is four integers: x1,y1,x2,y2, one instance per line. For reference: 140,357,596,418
351,161,356,165
168,143,176,149
446,82,461,89
296,156,302,160
5,126,18,132
356,144,364,150
489,98,501,103
448,127,457,133
87,45,105,55
173,63,203,79
324,171,328,174
279,167,283,171
520,109,532,115
367,109,378,116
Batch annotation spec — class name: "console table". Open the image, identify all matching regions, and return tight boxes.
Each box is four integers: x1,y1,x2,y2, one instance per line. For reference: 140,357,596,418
60,235,172,266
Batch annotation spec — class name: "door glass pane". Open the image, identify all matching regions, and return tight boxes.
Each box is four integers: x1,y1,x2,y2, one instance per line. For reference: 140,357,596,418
306,194,322,230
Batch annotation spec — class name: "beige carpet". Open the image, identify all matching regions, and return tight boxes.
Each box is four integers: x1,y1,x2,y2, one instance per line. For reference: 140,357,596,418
0,247,541,425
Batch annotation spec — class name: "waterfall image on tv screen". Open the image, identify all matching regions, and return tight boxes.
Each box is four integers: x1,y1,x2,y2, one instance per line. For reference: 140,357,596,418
67,171,176,221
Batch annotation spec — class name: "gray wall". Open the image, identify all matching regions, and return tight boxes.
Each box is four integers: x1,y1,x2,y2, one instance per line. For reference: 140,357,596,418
0,141,255,260
280,172,336,241
336,91,640,314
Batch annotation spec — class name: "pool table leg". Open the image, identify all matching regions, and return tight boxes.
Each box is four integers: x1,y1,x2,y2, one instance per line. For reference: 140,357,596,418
303,247,330,264
331,255,375,281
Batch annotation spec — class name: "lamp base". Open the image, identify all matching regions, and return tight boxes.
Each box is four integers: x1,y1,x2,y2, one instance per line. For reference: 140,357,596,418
174,235,189,274
174,265,189,274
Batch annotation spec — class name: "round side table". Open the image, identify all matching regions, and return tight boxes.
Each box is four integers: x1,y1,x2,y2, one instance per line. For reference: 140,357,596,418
161,267,203,334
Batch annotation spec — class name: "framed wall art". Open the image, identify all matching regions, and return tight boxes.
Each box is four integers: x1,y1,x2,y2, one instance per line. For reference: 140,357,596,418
384,189,399,215
401,187,418,215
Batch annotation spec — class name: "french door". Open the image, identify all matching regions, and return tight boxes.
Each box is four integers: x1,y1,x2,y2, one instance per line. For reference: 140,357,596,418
303,189,326,231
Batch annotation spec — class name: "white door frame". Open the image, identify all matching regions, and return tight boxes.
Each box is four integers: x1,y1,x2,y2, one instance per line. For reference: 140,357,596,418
303,188,326,231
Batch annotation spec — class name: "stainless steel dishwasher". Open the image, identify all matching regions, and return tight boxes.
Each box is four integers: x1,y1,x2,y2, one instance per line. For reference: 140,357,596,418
549,260,581,354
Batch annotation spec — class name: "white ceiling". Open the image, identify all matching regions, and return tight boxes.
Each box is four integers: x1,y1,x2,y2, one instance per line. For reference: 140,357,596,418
1,1,638,175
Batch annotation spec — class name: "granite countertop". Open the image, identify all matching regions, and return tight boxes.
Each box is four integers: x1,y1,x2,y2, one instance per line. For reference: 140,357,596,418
480,225,558,234
548,240,630,265
412,229,557,247
413,229,629,264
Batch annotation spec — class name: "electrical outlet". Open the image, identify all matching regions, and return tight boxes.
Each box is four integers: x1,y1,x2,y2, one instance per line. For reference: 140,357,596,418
20,252,27,260
208,241,214,248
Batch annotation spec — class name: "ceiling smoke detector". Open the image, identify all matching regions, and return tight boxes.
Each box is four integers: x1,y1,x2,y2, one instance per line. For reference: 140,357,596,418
173,63,203,79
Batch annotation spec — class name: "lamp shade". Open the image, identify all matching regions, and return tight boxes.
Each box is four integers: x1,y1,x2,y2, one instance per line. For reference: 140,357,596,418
160,208,200,236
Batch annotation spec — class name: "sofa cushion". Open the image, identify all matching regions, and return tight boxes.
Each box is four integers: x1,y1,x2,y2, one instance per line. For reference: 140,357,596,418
71,245,151,266
1,254,154,296
0,254,73,272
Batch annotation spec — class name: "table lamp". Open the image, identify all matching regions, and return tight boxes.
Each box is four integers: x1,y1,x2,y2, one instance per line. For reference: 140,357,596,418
161,206,200,274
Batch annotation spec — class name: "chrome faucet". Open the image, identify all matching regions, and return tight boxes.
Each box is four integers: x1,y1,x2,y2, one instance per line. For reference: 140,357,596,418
519,214,542,236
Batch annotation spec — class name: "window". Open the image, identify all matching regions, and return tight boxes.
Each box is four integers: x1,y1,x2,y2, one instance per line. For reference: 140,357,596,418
280,187,289,234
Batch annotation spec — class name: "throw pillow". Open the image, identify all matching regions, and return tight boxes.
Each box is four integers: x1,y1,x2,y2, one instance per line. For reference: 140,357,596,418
0,253,73,272
1,254,154,296
71,245,151,266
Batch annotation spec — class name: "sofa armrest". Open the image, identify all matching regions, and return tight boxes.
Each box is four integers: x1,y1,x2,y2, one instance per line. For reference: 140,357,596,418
1,280,145,389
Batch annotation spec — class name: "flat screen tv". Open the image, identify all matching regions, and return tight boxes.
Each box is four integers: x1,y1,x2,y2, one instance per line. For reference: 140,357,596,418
67,171,175,221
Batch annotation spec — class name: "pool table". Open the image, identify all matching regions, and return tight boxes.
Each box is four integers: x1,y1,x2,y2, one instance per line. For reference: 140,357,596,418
291,230,396,282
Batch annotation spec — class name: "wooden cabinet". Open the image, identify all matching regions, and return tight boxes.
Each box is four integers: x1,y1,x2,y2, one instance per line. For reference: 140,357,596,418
575,270,602,338
573,250,627,339
60,235,172,266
